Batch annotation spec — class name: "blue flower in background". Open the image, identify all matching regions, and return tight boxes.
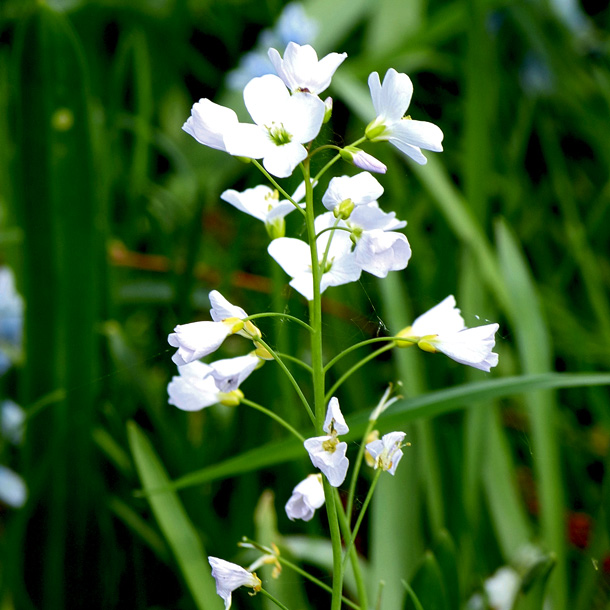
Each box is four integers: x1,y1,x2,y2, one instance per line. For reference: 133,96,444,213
0,266,23,376
226,2,318,91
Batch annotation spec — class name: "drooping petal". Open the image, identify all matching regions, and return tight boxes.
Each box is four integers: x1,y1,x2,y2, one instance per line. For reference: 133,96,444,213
285,474,325,521
209,290,248,322
207,353,261,392
323,397,349,435
209,557,261,610
387,138,429,165
168,321,232,365
430,323,500,372
389,118,444,152
182,99,239,152
0,465,27,508
354,230,411,278
168,362,220,411
303,436,349,487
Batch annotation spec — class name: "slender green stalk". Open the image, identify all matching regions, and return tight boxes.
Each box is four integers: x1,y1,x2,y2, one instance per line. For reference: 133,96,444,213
343,469,382,566
254,337,315,424
241,538,362,610
275,352,313,373
240,397,305,442
346,418,377,522
252,159,305,216
325,344,394,402
259,588,291,610
334,491,369,610
245,312,313,333
323,336,416,373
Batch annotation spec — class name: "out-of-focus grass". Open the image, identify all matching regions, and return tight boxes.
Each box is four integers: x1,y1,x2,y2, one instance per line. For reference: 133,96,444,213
1,0,609,608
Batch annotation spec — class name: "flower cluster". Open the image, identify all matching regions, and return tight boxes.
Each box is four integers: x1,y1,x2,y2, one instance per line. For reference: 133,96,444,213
173,40,500,609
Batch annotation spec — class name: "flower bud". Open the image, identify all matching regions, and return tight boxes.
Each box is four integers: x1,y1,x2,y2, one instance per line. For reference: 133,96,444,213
340,146,387,174
219,389,244,407
333,198,354,220
323,96,333,123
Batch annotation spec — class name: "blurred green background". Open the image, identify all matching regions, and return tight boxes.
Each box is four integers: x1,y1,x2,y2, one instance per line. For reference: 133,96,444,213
1,0,610,608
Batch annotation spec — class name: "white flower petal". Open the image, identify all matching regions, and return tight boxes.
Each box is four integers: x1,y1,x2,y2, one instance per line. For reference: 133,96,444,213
388,138,429,165
351,150,387,174
282,92,325,143
354,230,411,278
304,437,349,487
410,295,465,336
322,172,384,211
432,323,500,372
209,557,261,610
209,291,248,322
168,363,220,411
349,202,406,231
390,119,444,152
223,123,273,160
244,74,291,126
323,397,349,435
0,465,27,507
182,99,239,152
220,185,277,223
262,141,308,178
269,43,346,94
366,431,406,475
268,238,311,279
320,253,362,293
207,353,260,392
285,474,325,521
168,321,232,365
368,69,413,122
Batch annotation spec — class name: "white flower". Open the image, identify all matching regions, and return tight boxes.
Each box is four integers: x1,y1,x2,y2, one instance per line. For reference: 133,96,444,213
366,69,444,165
366,431,407,475
0,465,27,508
268,42,346,95
223,74,325,178
209,556,262,610
483,567,520,610
321,172,384,213
285,473,325,521
0,266,23,375
347,203,411,277
168,361,242,411
182,99,239,152
268,213,361,301
397,295,499,372
303,397,349,487
1,399,25,445
168,291,259,366
220,183,306,239
207,352,262,393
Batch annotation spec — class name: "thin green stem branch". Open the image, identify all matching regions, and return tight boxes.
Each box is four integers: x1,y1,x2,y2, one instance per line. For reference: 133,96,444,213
245,312,313,333
325,344,394,402
252,159,306,216
259,588,291,610
240,397,305,442
343,469,382,567
254,337,315,424
275,352,313,373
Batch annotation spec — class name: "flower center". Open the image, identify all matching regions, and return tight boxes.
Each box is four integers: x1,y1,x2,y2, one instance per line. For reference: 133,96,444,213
267,123,292,146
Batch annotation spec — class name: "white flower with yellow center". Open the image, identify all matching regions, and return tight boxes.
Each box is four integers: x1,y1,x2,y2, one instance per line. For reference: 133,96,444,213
223,74,325,178
366,68,444,165
303,397,349,487
396,295,499,372
366,431,407,475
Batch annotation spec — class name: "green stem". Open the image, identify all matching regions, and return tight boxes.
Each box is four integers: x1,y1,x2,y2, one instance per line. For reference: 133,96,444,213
259,588,291,610
254,337,315,424
323,336,416,373
240,397,305,442
303,158,344,610
312,136,367,183
252,160,306,216
343,468,382,567
275,352,313,374
325,344,394,402
334,491,369,610
346,418,378,522
245,312,313,333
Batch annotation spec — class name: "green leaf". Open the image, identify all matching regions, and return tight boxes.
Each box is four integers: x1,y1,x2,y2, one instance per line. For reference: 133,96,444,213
432,531,460,610
404,551,448,610
127,421,222,610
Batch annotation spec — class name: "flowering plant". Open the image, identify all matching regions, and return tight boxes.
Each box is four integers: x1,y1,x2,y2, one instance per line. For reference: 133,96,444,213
173,42,499,610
